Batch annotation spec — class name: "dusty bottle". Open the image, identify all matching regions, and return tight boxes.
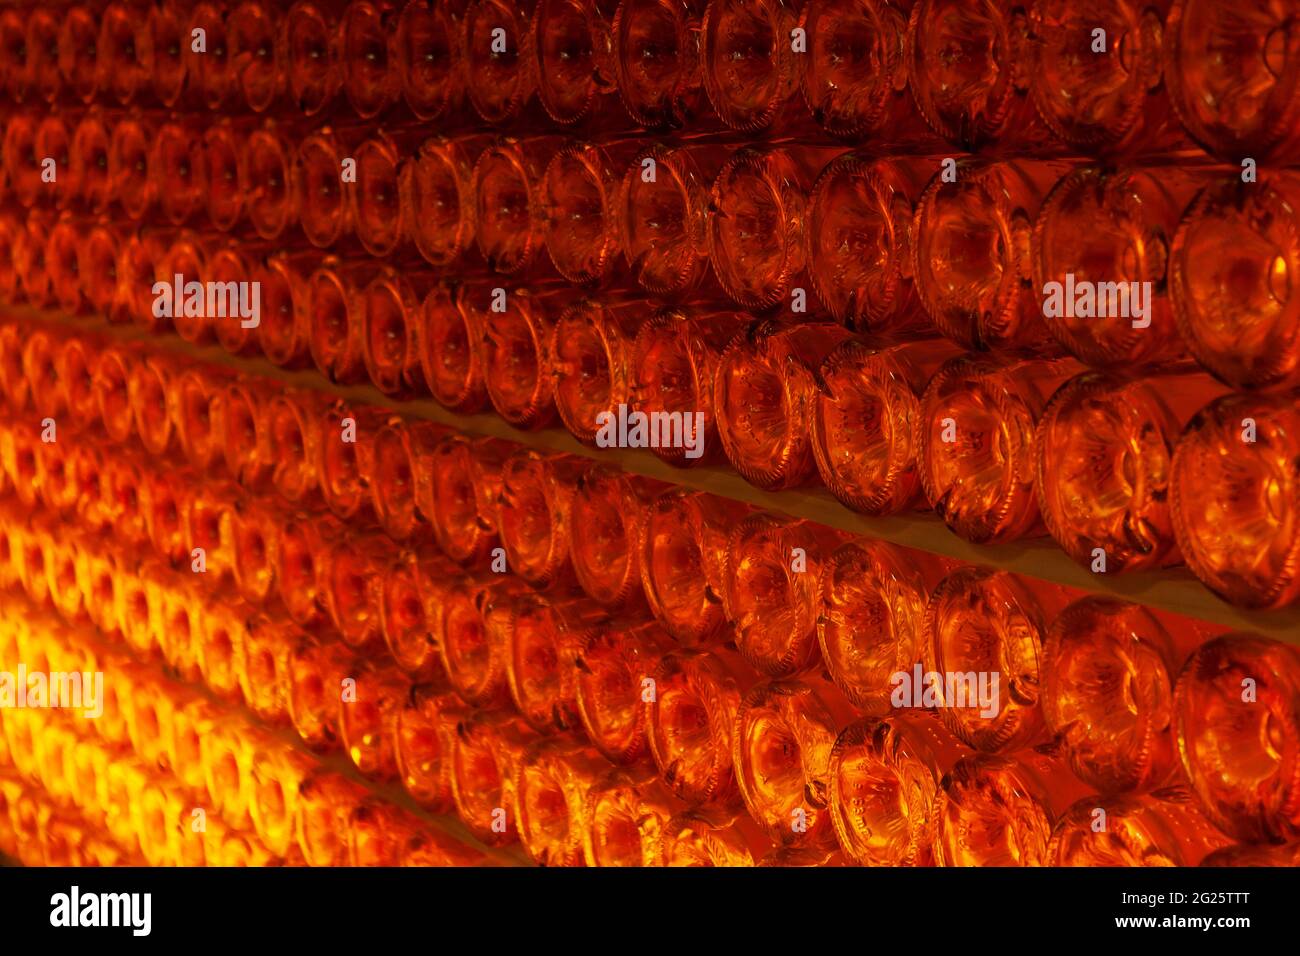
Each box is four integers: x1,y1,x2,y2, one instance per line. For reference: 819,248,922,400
1174,633,1300,844
1163,0,1300,164
713,318,855,490
1033,166,1202,368
813,337,962,515
913,158,1073,353
918,353,1083,544
1170,172,1300,391
1042,597,1180,794
633,310,745,471
818,538,944,713
1170,390,1300,609
924,566,1060,753
1036,370,1227,573
828,713,967,865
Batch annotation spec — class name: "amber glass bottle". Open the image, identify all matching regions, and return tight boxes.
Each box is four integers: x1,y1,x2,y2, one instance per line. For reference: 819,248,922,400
828,713,967,865
1036,370,1227,573
1170,172,1300,391
1174,634,1300,844
813,337,961,515
713,319,854,491
818,538,942,714
1033,166,1201,369
1171,390,1300,609
919,354,1082,544
924,567,1053,753
1164,0,1300,164
1043,597,1179,794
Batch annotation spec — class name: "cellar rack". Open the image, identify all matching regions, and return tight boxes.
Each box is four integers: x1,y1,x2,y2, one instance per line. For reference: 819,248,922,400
13,305,1300,645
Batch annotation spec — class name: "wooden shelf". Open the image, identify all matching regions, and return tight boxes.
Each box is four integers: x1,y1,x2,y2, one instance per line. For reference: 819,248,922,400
13,306,1300,644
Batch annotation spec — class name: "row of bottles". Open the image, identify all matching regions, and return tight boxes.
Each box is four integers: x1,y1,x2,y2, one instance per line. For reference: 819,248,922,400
5,301,1299,614
0,607,490,866
2,330,1299,862
0,0,1295,165
4,151,1297,388
5,122,1294,390
3,475,1298,865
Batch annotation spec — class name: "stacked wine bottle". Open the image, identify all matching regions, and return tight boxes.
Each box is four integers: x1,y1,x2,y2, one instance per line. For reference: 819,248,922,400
0,0,1297,867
